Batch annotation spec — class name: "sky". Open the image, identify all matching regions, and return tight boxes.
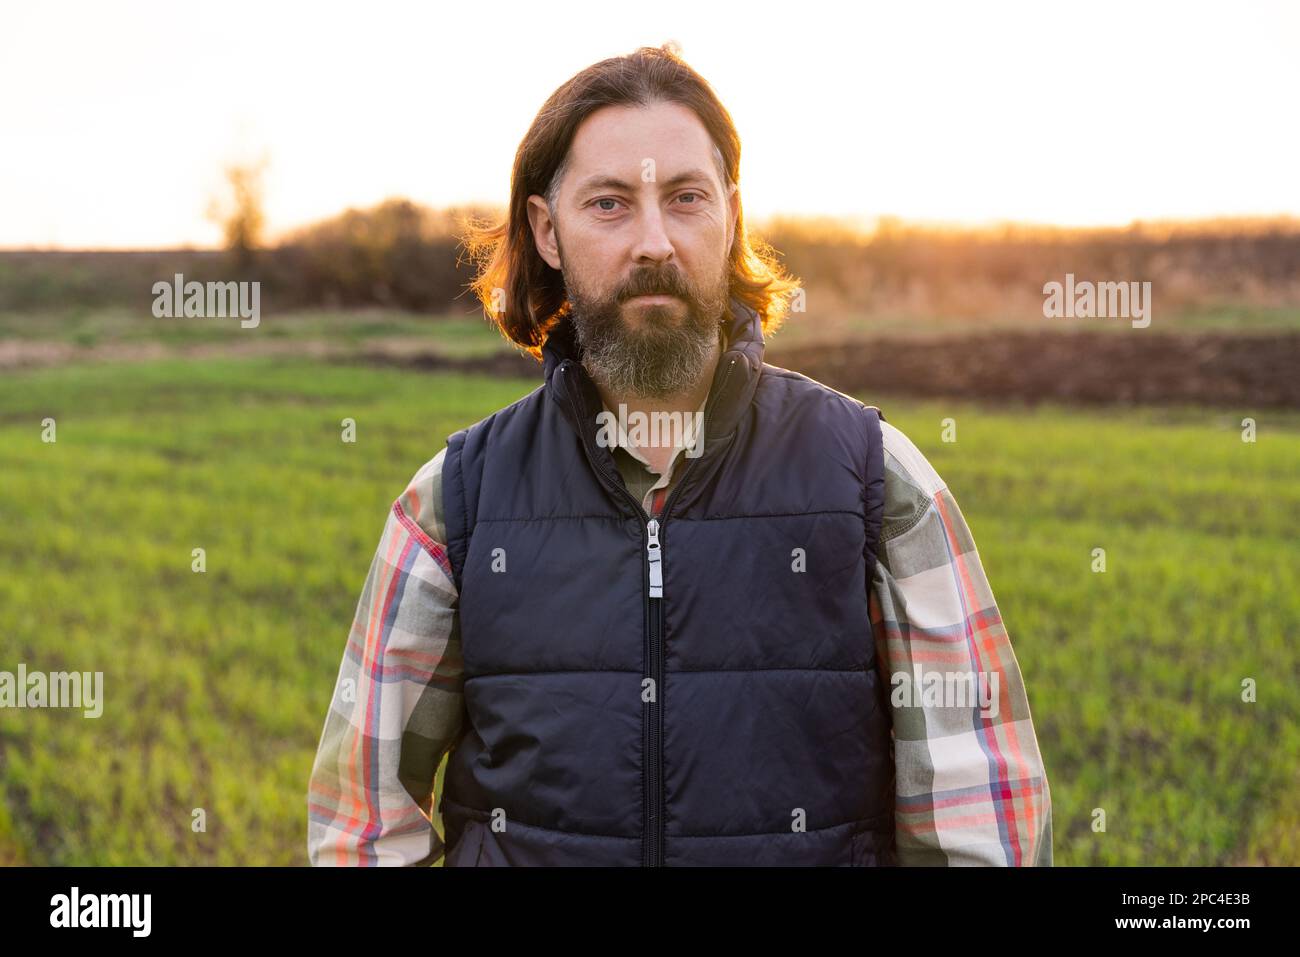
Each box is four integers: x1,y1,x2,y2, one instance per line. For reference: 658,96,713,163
2,0,1298,248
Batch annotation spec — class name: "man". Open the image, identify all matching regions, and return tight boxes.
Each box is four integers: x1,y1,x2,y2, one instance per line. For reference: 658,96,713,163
308,44,1052,866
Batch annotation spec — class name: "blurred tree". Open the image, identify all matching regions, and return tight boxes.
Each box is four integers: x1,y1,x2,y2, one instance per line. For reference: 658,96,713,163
207,156,268,271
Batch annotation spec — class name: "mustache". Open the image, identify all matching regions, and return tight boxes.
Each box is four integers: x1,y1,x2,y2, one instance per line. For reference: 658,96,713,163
620,271,689,300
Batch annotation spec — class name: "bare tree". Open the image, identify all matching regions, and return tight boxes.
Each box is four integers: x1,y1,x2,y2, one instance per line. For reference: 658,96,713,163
207,156,268,270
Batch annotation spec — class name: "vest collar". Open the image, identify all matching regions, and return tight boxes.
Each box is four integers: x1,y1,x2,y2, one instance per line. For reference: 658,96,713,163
544,295,764,451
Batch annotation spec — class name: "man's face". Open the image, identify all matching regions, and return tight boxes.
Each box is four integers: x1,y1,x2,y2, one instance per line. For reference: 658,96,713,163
528,101,739,399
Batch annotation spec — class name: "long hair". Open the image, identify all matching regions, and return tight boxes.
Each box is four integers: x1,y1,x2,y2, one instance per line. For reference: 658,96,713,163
461,42,801,361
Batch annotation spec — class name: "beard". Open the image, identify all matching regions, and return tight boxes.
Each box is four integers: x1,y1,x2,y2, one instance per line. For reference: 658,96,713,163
562,253,729,400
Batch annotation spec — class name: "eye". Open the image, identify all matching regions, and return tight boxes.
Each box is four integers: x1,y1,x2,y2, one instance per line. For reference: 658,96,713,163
594,198,623,212
677,192,704,205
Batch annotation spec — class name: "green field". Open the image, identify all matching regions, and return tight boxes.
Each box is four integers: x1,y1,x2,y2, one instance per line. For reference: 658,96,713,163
0,306,512,356
0,355,1297,865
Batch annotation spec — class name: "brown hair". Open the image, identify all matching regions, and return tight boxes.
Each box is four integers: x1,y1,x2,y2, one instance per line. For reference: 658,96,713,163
461,42,801,360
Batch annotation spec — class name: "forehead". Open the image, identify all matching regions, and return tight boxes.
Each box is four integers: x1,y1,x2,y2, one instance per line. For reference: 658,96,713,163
565,101,718,187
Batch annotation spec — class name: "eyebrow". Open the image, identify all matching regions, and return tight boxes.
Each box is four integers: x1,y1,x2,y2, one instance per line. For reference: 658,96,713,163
574,168,714,198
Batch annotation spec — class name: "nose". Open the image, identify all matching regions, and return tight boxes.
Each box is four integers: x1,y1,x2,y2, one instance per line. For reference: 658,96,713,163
629,203,674,267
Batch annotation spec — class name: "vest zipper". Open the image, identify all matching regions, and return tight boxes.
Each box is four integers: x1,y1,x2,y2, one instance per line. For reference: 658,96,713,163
559,355,738,867
645,515,663,867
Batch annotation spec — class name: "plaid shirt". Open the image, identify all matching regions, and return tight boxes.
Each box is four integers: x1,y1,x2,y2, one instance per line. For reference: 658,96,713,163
308,398,1053,866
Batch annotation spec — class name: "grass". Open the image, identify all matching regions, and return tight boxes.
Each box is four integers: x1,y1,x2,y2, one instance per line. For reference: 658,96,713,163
762,304,1300,349
0,356,1297,865
0,306,511,357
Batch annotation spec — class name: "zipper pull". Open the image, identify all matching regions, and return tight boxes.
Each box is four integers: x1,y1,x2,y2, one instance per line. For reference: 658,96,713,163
646,517,663,598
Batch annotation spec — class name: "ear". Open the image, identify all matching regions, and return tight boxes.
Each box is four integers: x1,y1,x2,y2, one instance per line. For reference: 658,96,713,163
526,195,563,271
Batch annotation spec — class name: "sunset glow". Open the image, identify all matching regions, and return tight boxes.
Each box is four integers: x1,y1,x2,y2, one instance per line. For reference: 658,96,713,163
2,0,1297,248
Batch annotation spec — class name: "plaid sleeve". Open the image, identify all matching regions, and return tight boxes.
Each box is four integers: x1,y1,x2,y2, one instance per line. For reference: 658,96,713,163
870,421,1053,866
307,448,465,866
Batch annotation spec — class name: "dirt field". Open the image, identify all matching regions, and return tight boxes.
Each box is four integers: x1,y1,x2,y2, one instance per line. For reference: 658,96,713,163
766,330,1300,408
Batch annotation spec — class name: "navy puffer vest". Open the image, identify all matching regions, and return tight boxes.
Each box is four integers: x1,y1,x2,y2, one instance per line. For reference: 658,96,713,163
438,296,895,866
